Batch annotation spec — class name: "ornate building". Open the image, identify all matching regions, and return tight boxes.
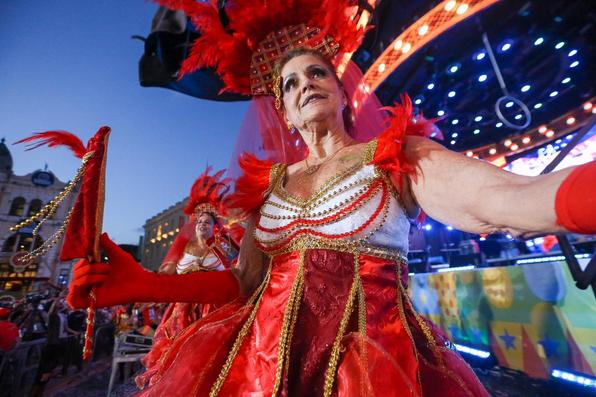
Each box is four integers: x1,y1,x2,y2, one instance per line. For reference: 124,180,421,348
140,198,189,271
0,139,77,296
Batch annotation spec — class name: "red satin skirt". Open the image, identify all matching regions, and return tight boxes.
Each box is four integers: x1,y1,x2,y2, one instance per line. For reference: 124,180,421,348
137,302,215,388
136,249,489,396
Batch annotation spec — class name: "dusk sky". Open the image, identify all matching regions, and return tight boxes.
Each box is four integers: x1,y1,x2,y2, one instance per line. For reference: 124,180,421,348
0,1,249,244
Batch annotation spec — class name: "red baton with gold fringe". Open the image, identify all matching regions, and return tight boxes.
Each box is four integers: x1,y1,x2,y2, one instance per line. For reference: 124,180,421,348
13,126,110,360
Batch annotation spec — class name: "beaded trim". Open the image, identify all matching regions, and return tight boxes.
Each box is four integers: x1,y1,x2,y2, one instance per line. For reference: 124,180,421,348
274,161,369,208
362,139,377,165
272,250,306,396
255,179,391,253
322,251,360,397
260,175,377,219
258,233,406,262
258,180,382,230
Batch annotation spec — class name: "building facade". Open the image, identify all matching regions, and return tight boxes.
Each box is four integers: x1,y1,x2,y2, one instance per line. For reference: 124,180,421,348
0,139,77,296
140,198,189,271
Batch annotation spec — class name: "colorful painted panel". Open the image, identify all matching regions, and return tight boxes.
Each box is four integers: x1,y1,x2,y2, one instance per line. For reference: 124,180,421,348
408,261,596,379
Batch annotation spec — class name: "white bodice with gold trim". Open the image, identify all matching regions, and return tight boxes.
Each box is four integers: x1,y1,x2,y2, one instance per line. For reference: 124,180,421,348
176,252,224,274
255,163,410,259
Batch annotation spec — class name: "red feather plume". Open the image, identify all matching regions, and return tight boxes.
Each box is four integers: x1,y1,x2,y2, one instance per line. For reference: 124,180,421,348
155,0,364,94
372,94,438,178
14,130,87,159
226,153,275,217
184,167,231,216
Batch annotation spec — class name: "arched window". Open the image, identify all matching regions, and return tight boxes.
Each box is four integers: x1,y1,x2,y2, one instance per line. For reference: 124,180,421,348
2,235,18,252
9,197,26,216
28,199,43,216
2,233,43,253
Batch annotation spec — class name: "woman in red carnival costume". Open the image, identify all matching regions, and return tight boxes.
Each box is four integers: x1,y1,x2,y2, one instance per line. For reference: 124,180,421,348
67,0,596,395
137,167,239,389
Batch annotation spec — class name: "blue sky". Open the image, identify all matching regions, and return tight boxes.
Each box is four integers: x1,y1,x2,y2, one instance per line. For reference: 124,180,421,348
0,1,249,244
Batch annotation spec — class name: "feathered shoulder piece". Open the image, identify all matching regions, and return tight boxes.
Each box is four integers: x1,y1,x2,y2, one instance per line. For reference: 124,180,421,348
226,153,283,218
154,0,364,95
371,94,439,178
184,167,231,217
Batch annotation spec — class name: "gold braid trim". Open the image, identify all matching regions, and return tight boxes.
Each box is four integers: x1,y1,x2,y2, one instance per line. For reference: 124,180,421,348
395,260,423,393
271,250,306,396
268,163,286,195
322,252,360,397
357,262,369,397
362,139,378,164
208,261,273,396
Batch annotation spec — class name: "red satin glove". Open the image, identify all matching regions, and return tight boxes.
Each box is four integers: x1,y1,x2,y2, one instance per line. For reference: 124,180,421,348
556,161,596,234
67,233,240,309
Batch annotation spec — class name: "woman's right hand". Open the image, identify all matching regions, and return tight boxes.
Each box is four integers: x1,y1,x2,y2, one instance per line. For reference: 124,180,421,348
67,233,154,309
68,233,241,308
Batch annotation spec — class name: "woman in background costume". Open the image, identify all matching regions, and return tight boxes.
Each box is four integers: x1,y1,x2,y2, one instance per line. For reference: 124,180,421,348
137,168,239,389
67,0,596,395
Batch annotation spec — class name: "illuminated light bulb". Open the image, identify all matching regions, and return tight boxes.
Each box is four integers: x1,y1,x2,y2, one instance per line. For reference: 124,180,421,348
353,100,359,108
474,115,483,122
568,49,577,57
583,102,593,111
466,151,474,157
515,114,523,120
437,110,445,116
555,41,565,49
534,103,543,109
378,63,386,73
501,43,511,51
549,91,559,97
478,74,487,82
522,136,531,144
566,117,576,125
450,140,456,145
402,42,412,53
504,139,512,147
570,61,579,68
414,98,423,105
489,148,497,155
456,3,469,14
473,129,480,134
561,77,571,84
534,37,544,45
444,1,457,11
510,143,519,151
452,132,459,138
496,122,503,128
506,101,514,108
475,52,486,61
448,90,456,98
364,85,370,93
418,25,429,36
546,130,555,138
451,119,459,125
393,40,403,51
427,83,435,90
521,84,531,92
538,125,547,134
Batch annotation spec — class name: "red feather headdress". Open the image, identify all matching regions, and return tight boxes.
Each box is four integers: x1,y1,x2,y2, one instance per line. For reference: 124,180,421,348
184,167,231,218
154,0,365,95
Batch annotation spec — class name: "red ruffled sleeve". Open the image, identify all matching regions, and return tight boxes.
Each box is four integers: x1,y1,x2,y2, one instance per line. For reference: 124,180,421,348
227,153,280,218
371,94,438,224
371,94,437,177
